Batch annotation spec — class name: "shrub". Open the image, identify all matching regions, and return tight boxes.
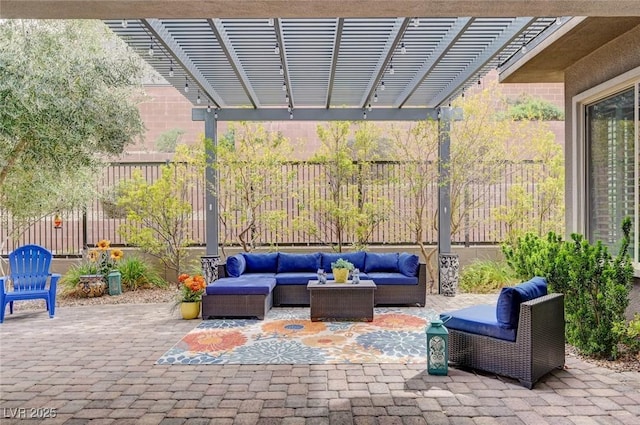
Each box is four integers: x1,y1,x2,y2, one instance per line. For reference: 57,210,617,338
60,262,98,295
508,94,565,121
459,259,519,293
117,256,167,291
502,217,634,359
155,128,185,152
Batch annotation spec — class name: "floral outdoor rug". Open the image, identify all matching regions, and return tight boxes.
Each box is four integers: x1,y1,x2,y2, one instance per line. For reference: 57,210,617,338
157,307,437,365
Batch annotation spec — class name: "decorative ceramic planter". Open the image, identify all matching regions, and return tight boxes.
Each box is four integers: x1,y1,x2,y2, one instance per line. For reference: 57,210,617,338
332,268,349,283
180,301,201,320
79,275,106,298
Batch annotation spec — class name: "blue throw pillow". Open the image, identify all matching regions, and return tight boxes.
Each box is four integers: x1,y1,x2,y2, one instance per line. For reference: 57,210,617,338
321,252,366,271
398,253,419,277
242,252,279,273
364,252,399,273
496,277,548,329
277,252,321,273
226,254,246,277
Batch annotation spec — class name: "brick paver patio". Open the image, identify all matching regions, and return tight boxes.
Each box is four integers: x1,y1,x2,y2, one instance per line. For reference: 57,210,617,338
1,294,638,424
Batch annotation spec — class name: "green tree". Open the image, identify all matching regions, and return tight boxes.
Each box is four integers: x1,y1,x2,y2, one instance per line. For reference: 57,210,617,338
392,83,515,291
494,123,565,244
117,144,204,278
213,123,293,253
508,93,564,121
155,128,186,152
295,121,391,252
0,20,145,258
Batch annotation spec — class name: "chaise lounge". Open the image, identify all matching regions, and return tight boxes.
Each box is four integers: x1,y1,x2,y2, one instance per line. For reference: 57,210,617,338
441,277,565,388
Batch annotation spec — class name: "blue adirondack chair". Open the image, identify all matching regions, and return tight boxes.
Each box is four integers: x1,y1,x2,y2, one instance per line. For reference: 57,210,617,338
0,244,60,323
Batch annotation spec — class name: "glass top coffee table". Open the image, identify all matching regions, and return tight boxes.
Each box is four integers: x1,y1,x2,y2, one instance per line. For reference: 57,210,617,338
307,280,376,322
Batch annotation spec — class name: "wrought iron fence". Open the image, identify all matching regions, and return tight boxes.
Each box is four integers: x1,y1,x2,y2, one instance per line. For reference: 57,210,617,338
1,160,552,256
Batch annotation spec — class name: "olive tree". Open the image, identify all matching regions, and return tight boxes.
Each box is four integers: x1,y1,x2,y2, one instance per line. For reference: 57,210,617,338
0,20,145,262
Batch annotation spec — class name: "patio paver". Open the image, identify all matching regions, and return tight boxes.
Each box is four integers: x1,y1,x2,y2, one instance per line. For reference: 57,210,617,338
0,294,638,424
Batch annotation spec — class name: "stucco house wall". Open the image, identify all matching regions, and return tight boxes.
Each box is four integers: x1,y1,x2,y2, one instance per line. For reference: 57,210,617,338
564,24,640,235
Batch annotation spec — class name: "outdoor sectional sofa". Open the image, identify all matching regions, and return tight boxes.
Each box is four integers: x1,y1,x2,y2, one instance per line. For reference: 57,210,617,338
202,251,426,319
440,277,565,388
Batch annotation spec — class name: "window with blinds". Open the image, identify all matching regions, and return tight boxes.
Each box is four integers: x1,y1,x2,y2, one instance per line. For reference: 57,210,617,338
586,87,636,258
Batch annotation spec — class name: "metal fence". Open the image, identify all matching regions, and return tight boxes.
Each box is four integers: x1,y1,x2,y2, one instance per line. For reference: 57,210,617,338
1,160,551,256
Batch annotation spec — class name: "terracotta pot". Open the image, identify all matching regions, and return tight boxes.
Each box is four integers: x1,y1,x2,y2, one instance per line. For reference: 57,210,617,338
180,301,201,320
332,268,349,283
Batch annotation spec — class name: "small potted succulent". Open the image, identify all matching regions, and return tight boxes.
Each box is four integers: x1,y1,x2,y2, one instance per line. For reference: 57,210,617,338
331,258,354,283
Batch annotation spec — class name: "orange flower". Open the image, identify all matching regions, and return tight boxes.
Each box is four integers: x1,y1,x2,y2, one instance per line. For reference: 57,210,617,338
110,249,124,261
178,273,207,302
88,249,99,262
97,239,111,251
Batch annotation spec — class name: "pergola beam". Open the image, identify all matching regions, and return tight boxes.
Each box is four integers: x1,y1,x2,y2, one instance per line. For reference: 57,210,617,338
427,17,535,107
208,18,261,109
325,18,344,109
143,18,226,108
359,17,411,109
393,18,474,108
193,107,437,122
274,19,294,109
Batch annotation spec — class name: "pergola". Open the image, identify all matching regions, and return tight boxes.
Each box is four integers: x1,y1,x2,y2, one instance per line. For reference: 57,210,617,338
4,0,640,287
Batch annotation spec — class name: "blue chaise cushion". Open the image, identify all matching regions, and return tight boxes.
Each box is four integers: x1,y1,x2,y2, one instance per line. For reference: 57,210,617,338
242,252,279,273
321,252,366,271
277,252,321,273
226,254,246,277
496,276,548,329
398,253,420,277
364,252,399,273
441,304,517,342
206,275,276,295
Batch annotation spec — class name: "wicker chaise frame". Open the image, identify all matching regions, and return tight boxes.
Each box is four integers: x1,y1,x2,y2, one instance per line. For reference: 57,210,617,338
215,262,427,307
447,293,565,389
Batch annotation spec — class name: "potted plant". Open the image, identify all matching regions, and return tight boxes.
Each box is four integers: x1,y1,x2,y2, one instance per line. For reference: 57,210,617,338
331,258,354,283
69,240,123,297
176,273,206,319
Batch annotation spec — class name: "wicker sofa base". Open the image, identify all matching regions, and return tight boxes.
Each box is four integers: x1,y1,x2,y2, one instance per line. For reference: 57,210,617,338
272,263,427,307
447,293,565,389
202,291,273,320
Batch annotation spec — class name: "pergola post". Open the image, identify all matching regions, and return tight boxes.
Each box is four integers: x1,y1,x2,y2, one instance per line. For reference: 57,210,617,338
438,106,462,296
200,109,220,284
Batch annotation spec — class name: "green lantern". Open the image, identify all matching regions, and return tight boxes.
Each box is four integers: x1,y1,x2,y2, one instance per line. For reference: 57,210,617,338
426,319,449,375
107,271,122,296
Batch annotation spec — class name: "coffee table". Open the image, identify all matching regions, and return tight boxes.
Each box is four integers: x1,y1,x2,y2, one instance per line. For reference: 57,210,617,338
307,279,376,322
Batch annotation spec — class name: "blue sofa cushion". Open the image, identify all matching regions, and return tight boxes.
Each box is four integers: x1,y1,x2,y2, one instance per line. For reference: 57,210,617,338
398,253,419,277
366,272,418,285
321,252,366,271
275,272,319,285
242,252,279,273
226,254,246,277
496,276,548,329
441,304,517,342
205,275,276,296
364,252,399,273
277,252,321,273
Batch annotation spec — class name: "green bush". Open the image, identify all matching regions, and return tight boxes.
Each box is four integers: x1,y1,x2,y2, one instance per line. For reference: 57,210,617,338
508,94,565,121
155,128,185,152
117,256,167,291
60,262,97,294
502,217,634,359
459,259,520,293
61,255,167,295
